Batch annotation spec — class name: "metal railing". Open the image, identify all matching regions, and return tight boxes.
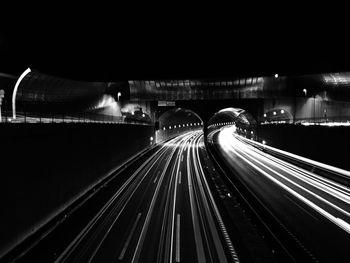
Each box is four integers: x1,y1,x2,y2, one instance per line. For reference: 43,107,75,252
259,115,350,125
0,110,153,126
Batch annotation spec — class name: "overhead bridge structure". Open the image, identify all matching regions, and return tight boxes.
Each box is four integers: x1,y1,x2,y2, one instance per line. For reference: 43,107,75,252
2,68,350,262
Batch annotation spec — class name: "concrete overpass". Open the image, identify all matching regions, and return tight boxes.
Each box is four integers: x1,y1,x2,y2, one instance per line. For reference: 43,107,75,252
2,69,350,127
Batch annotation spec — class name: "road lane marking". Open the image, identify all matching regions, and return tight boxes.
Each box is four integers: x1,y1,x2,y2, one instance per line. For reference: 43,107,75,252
178,171,182,184
226,135,350,219
132,138,186,263
118,213,142,260
225,139,350,234
176,214,180,262
244,143,350,204
191,136,230,263
284,194,319,221
154,171,161,183
187,140,207,263
55,141,176,263
170,140,188,263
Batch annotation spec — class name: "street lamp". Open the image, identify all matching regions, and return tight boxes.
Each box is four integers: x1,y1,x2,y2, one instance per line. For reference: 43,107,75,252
0,89,4,123
303,89,307,96
274,73,279,78
117,92,122,101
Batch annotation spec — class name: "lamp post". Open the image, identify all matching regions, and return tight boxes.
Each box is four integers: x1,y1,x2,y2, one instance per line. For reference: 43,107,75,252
0,89,4,122
314,95,316,124
117,92,121,101
303,89,307,96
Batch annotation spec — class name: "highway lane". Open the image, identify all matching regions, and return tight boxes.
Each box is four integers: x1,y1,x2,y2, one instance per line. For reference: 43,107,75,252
210,126,350,262
10,131,238,262
57,130,238,263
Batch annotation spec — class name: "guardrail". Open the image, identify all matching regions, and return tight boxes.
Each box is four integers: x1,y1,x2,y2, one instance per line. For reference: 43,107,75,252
259,115,350,125
0,111,152,126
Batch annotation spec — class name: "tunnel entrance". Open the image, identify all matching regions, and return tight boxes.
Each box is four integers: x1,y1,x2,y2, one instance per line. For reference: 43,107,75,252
208,107,257,140
155,108,203,143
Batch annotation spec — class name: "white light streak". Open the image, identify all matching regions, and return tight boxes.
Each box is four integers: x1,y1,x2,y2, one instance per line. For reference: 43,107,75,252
217,126,350,234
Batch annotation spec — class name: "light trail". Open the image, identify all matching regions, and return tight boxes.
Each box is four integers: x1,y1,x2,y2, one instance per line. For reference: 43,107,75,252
217,126,350,234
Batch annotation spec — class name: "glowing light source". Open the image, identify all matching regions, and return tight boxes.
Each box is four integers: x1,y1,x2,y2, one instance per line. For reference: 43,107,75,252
281,110,285,114
262,140,266,145
264,113,267,117
274,73,278,78
303,89,307,96
323,73,350,84
142,113,145,118
273,111,276,115
12,68,31,119
218,128,350,234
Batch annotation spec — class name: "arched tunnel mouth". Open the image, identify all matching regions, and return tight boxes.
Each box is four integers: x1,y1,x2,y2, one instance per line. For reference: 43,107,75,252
155,108,203,143
207,107,257,139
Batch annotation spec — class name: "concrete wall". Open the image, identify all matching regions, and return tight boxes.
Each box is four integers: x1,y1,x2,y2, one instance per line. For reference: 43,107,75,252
262,98,350,122
0,123,154,256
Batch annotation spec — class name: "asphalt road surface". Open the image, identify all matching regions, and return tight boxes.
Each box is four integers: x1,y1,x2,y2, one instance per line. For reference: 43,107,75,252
210,126,350,262
6,131,239,263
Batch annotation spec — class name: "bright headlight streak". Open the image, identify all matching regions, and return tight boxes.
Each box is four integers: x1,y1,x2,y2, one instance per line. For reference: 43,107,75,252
237,131,350,179
221,137,350,233
169,132,191,263
230,133,350,204
235,133,350,196
229,138,350,218
248,145,350,202
237,139,350,205
218,128,350,233
190,134,236,263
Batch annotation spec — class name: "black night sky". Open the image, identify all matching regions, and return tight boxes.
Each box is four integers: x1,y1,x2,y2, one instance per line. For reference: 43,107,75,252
1,7,350,81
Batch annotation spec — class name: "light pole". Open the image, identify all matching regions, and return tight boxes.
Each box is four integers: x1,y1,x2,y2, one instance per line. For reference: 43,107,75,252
303,89,307,96
314,95,316,124
0,89,4,122
13,68,31,119
117,92,121,101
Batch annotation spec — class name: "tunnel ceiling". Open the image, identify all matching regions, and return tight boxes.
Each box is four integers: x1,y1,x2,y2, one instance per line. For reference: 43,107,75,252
208,108,257,127
158,108,202,128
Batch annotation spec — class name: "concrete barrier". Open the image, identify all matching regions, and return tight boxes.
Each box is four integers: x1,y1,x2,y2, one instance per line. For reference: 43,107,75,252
0,123,154,256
